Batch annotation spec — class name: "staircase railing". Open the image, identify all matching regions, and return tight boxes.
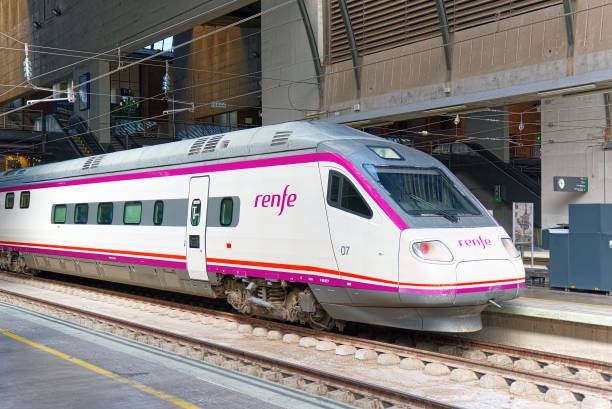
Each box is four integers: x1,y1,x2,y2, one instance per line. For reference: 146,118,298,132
435,141,542,227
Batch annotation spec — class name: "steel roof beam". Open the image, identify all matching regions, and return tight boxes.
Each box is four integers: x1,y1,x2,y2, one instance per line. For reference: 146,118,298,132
563,0,575,59
296,0,325,90
337,0,362,93
434,0,452,87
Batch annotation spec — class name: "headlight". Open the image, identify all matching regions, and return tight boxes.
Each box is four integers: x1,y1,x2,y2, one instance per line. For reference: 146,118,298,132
411,240,453,262
501,238,520,258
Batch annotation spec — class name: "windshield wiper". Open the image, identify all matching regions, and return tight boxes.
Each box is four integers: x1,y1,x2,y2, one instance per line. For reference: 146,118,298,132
408,194,459,223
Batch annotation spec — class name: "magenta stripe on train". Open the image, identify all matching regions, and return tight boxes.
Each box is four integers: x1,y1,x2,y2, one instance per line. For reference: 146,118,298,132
207,263,523,295
0,244,186,270
0,153,409,230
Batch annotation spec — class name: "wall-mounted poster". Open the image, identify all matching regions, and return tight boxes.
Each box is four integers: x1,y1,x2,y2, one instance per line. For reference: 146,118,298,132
512,202,533,245
78,73,90,111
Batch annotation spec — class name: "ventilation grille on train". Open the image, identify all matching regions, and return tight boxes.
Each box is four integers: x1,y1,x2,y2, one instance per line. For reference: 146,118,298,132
202,134,223,153
82,155,105,170
270,131,292,146
188,134,225,155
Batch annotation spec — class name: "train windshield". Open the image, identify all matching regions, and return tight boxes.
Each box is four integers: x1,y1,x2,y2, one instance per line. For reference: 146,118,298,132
364,165,481,220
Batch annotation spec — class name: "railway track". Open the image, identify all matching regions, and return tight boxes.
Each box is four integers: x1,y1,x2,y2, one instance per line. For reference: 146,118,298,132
1,271,610,408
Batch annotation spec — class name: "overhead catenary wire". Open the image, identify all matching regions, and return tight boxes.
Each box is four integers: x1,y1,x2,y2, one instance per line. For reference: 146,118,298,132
0,76,321,157
0,0,600,124
2,98,609,161
14,1,245,88
0,1,596,154
0,15,306,85
0,1,581,108
2,1,611,160
0,30,24,45
3,70,609,159
1,0,607,105
3,63,610,158
0,0,294,119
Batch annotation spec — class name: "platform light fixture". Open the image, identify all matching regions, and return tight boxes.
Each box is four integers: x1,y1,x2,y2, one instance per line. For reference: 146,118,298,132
518,113,525,132
32,21,41,29
537,84,596,97
51,8,61,16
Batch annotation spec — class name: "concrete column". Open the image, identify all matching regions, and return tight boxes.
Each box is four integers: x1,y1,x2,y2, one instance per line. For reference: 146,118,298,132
73,60,111,146
261,0,321,124
540,94,610,228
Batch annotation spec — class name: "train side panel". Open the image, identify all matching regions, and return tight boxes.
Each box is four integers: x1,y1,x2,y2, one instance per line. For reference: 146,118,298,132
206,162,339,287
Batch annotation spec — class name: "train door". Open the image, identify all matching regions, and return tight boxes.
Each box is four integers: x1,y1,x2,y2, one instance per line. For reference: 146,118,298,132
186,176,210,281
321,166,400,304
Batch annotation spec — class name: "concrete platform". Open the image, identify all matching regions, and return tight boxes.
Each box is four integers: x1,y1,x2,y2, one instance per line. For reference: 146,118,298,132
0,302,349,409
498,286,612,326
463,286,612,362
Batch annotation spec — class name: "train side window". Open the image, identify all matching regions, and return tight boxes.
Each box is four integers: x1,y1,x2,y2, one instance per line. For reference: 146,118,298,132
74,203,89,224
190,199,201,226
20,191,30,208
340,178,372,218
53,204,67,224
327,174,340,205
220,197,233,226
153,200,164,225
97,202,113,224
5,193,14,209
327,171,372,219
124,201,142,225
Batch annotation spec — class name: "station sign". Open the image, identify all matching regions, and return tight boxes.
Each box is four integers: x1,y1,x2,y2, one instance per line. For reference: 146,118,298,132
553,176,588,192
211,101,227,108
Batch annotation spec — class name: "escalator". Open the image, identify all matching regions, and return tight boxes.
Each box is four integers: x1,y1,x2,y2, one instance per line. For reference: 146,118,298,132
434,141,541,228
49,113,105,156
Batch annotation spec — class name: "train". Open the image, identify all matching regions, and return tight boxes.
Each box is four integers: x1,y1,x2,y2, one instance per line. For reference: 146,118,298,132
0,121,524,332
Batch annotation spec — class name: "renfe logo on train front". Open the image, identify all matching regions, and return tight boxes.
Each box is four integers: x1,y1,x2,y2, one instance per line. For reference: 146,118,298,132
458,236,491,249
254,185,297,216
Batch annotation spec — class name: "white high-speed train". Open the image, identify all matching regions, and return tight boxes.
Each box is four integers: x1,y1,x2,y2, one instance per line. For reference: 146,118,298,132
0,121,524,332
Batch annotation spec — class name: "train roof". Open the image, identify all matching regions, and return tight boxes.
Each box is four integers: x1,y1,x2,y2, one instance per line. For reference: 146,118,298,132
0,121,380,185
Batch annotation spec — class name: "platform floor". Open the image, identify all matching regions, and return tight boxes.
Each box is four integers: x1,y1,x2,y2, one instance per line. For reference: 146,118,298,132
492,285,612,326
0,302,349,409
470,284,612,361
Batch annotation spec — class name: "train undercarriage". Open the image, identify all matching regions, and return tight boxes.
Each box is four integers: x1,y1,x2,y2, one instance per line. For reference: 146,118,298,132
0,249,341,330
0,250,37,275
223,277,342,330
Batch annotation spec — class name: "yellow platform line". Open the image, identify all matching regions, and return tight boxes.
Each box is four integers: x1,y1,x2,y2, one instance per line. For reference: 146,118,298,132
520,297,612,308
0,327,201,409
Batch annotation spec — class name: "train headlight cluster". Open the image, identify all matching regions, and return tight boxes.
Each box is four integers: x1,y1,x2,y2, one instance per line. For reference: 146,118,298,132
501,238,520,258
411,240,453,262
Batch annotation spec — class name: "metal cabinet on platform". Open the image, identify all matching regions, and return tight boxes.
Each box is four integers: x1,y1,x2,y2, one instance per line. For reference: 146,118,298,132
545,227,569,289
566,204,612,292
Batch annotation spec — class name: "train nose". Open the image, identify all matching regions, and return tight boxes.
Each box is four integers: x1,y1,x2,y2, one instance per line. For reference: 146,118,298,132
454,259,521,306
